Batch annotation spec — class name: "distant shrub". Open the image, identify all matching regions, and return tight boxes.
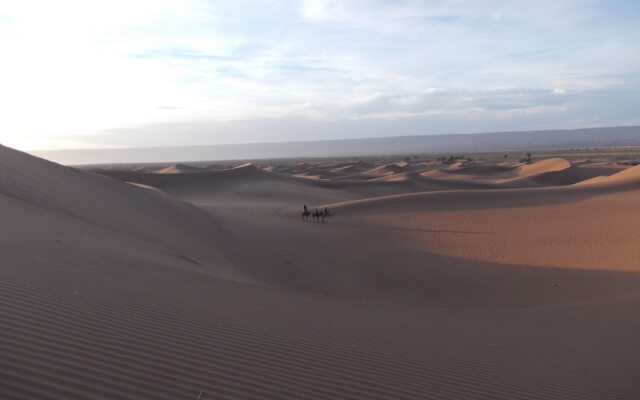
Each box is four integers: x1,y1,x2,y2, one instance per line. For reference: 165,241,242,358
520,153,533,163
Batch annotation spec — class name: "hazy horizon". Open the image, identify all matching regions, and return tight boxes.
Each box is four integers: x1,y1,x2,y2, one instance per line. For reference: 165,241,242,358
21,124,640,152
31,125,640,165
1,1,639,152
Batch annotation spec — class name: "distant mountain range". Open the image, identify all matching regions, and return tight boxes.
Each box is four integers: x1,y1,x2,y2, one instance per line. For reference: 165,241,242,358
32,125,640,165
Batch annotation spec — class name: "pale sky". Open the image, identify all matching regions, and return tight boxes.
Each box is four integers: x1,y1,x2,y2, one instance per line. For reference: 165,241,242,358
1,0,639,151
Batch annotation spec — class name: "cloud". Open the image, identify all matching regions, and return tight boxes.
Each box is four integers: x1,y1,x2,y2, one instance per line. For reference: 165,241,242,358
0,0,638,150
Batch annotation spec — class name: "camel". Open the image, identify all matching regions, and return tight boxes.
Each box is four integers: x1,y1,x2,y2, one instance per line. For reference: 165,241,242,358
302,206,332,223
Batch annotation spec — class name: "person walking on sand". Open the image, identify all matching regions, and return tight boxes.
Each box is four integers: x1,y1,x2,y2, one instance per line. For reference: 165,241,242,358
314,208,320,222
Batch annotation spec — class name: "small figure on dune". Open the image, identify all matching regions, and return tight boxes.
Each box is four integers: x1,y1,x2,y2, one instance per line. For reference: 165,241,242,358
302,205,311,221
303,205,331,223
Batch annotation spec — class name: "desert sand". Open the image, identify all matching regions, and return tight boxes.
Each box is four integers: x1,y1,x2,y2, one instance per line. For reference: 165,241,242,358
2,145,640,399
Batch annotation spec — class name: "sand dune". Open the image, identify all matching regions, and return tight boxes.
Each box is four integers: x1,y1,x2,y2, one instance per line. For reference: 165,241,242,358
370,171,419,182
0,145,236,279
508,158,589,186
517,157,571,176
418,158,610,188
445,163,517,176
574,163,640,187
362,161,410,177
157,163,204,174
2,146,640,399
230,162,255,170
329,160,372,174
328,187,640,273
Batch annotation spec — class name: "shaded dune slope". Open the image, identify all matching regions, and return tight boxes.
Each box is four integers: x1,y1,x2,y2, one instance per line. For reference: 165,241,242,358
95,162,264,191
95,164,450,205
445,163,516,176
8,257,639,400
0,145,234,278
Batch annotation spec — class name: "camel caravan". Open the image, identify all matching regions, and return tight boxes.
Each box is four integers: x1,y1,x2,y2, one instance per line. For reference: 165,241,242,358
302,205,331,223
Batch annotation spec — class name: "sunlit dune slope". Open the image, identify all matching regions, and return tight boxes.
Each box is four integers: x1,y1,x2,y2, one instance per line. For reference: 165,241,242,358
574,163,640,187
420,158,611,188
157,163,204,174
327,173,640,272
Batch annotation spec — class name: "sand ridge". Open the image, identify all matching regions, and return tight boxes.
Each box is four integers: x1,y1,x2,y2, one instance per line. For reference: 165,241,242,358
574,163,640,187
157,163,205,174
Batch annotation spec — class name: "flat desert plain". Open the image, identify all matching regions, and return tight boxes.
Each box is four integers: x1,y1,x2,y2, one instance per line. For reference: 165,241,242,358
1,144,640,399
